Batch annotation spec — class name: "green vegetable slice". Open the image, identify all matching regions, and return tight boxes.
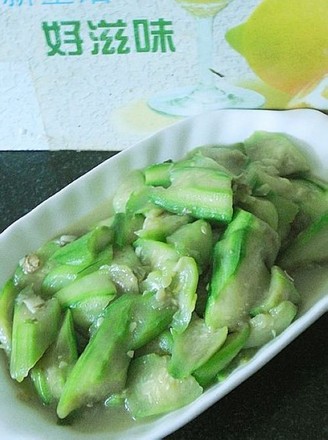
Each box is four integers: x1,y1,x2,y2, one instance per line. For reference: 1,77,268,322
10,291,61,382
49,225,113,267
134,238,179,271
56,294,134,419
144,162,172,187
244,130,310,176
0,279,18,355
279,213,328,271
205,209,280,330
194,324,250,387
125,353,203,419
112,170,145,213
129,291,176,350
113,213,144,247
169,315,228,379
150,167,233,223
30,309,78,404
55,270,117,309
151,186,233,223
250,265,300,316
245,301,298,348
167,219,213,273
136,209,190,241
170,256,199,334
186,144,247,176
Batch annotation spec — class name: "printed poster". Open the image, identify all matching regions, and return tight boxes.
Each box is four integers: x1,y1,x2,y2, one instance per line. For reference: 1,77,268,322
1,0,327,150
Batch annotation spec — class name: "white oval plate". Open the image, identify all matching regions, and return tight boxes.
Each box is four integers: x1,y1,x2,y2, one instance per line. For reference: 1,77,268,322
0,109,327,440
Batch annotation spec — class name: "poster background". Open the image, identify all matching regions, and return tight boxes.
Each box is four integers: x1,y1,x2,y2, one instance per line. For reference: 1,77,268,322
0,0,280,150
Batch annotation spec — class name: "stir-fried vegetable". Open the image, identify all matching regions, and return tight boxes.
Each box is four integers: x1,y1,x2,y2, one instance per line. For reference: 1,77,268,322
1,130,327,422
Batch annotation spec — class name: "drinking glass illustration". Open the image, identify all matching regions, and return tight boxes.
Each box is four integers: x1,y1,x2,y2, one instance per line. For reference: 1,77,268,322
148,0,265,116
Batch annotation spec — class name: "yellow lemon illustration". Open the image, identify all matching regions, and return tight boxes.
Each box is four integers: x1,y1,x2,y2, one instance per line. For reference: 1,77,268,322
225,0,328,96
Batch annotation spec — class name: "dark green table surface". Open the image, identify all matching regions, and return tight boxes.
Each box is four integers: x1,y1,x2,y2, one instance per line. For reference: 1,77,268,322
0,151,327,440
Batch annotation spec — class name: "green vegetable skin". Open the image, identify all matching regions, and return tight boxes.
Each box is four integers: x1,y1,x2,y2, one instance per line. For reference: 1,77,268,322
0,130,326,422
31,309,78,405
